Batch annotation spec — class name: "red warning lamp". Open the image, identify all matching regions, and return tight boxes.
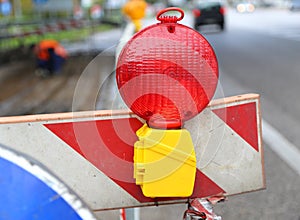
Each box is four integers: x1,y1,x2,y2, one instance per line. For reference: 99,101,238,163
116,8,218,129
116,8,219,197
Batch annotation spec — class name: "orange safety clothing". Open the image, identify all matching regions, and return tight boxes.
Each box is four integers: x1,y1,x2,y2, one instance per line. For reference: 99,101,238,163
35,39,67,60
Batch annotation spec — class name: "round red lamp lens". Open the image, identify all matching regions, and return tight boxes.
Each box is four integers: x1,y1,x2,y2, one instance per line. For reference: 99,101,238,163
116,10,218,129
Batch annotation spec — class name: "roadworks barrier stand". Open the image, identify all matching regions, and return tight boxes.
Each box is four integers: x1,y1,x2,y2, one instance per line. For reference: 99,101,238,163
0,94,265,215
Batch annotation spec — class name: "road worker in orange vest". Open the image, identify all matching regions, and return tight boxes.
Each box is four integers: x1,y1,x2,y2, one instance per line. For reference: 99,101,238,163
122,0,147,32
33,39,67,77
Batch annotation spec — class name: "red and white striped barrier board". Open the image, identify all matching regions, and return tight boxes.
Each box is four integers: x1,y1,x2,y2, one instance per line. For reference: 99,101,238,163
0,94,265,211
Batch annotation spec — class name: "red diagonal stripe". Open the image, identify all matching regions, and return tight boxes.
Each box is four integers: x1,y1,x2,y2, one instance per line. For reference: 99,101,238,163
213,102,259,152
44,118,225,202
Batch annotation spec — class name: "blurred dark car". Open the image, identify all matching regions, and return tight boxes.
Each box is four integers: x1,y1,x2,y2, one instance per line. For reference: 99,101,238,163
192,1,225,31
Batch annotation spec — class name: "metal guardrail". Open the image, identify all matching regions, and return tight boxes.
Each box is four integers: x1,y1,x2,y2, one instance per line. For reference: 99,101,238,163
0,17,122,52
0,19,86,40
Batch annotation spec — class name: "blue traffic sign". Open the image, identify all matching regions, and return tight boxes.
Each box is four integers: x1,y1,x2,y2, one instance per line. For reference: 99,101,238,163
0,144,96,220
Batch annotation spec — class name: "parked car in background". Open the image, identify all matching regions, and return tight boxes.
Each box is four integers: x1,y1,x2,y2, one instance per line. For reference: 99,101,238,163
192,1,226,31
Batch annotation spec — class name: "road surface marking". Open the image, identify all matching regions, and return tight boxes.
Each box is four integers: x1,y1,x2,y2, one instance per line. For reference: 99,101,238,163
263,120,300,176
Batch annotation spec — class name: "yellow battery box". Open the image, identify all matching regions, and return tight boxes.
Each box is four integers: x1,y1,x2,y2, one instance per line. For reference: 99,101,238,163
134,124,196,197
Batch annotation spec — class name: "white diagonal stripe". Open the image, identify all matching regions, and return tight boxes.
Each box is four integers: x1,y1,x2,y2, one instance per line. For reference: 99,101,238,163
186,108,264,195
262,120,300,176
